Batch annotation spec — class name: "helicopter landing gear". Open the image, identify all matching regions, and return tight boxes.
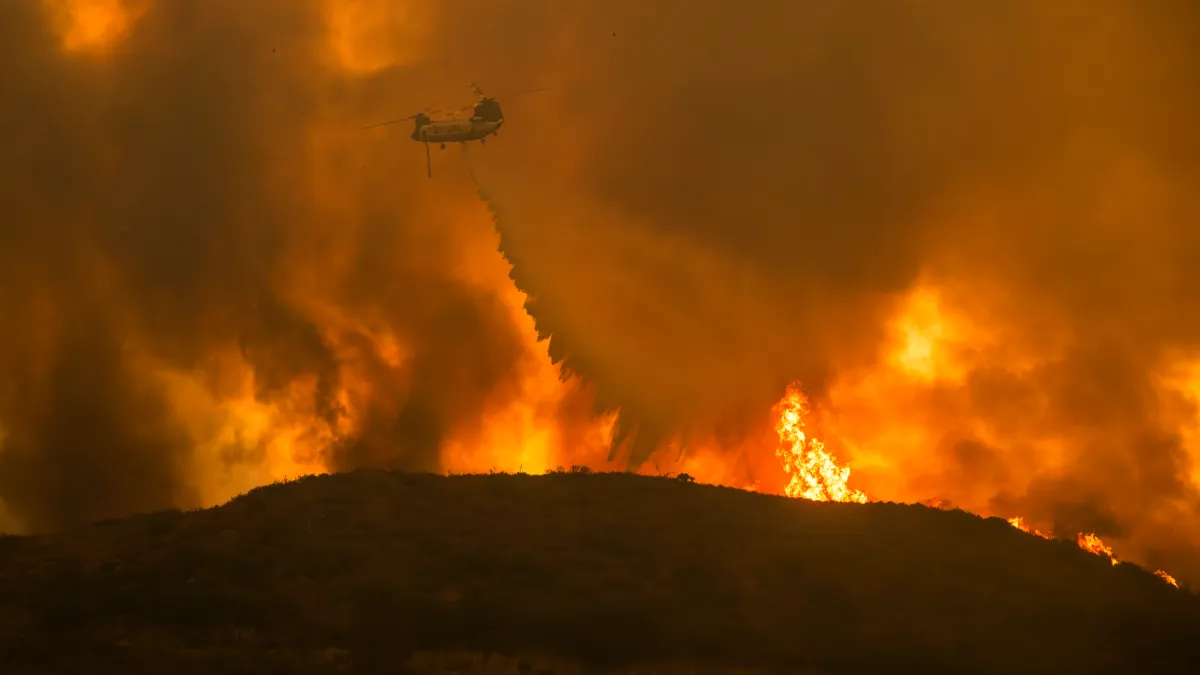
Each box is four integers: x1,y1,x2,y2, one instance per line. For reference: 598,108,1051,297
480,138,485,146
440,143,446,150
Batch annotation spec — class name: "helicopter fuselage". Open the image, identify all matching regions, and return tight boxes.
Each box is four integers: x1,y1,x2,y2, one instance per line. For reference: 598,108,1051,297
412,117,503,144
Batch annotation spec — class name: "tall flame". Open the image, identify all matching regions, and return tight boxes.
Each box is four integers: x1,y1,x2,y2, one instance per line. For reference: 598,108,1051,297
773,385,867,504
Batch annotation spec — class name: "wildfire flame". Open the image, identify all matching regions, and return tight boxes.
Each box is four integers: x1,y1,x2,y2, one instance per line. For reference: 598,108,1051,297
773,385,867,504
1007,516,1052,540
4,0,1191,599
1005,517,1185,585
1155,570,1180,588
678,386,1187,588
1004,517,1131,570
1077,532,1120,566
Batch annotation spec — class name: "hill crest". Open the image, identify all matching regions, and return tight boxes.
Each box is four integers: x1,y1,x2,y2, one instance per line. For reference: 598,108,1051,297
0,470,1196,675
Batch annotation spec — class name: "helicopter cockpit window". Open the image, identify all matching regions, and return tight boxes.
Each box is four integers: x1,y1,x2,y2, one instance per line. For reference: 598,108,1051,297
473,99,503,122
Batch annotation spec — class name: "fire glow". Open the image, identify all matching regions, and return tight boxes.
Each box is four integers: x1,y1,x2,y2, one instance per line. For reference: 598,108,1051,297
774,385,867,504
4,0,1194,604
1004,513,1180,587
770,391,1182,588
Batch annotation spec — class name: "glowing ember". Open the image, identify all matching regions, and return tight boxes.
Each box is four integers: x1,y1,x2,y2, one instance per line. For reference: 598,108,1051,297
1155,570,1180,588
773,384,867,503
1078,532,1119,566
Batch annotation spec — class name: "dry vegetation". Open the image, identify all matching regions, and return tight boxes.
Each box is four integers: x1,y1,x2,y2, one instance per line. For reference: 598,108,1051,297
0,469,1196,674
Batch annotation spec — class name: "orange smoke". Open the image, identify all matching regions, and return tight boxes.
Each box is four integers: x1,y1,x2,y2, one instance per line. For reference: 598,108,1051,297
440,200,622,476
813,278,1069,511
320,0,434,75
639,435,765,493
1161,358,1200,495
28,0,621,511
141,347,340,507
42,0,148,55
16,0,1193,597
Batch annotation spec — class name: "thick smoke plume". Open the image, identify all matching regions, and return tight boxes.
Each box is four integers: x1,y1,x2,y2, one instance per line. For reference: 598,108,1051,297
2,0,1200,585
464,0,1200,582
0,0,580,532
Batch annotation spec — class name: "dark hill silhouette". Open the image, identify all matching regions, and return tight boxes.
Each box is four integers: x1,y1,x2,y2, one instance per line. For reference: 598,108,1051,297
0,470,1196,674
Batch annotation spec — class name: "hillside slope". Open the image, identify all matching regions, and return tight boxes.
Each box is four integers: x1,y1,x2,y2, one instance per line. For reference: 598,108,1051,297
0,470,1196,674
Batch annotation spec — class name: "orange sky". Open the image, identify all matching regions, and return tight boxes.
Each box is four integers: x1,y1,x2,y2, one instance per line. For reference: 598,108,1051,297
2,0,1199,584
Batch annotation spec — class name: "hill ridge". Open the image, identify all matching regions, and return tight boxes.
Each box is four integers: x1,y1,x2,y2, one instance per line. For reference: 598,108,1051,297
0,470,1196,675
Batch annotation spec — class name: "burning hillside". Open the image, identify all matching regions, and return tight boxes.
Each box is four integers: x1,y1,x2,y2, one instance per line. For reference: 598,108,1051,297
768,385,1186,588
2,0,1199,612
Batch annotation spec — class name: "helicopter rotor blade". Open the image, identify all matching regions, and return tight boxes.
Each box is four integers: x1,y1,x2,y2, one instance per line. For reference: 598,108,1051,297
358,113,419,131
363,84,545,131
493,87,547,100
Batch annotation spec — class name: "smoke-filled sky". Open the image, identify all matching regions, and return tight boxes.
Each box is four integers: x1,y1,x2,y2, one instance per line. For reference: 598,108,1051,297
2,0,1200,582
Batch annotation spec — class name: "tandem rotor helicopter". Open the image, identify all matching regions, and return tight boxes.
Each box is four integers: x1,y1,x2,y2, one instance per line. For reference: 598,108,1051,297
360,82,545,178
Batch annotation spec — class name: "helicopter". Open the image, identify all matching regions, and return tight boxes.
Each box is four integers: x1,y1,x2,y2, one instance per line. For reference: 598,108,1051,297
360,82,545,178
